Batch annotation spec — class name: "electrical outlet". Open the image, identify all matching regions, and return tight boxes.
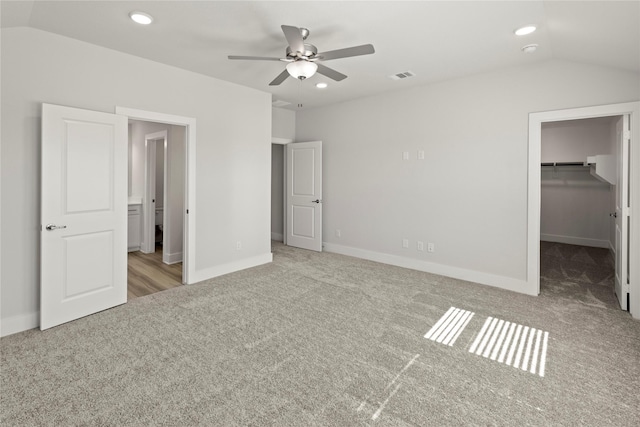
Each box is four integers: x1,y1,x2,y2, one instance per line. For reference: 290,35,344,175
236,241,242,250
418,150,425,160
417,241,424,251
402,238,409,248
402,151,409,160
335,229,341,238
427,242,435,253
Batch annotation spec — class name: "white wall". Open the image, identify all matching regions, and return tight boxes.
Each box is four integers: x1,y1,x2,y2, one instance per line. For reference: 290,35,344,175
0,27,272,335
129,121,171,199
272,107,295,141
541,117,616,248
540,168,612,247
541,117,614,162
296,59,639,292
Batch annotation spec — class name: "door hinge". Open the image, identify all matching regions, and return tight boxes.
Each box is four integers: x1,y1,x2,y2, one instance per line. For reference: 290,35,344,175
623,130,631,141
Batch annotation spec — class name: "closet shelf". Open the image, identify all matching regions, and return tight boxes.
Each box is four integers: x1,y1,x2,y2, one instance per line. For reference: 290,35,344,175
586,154,615,185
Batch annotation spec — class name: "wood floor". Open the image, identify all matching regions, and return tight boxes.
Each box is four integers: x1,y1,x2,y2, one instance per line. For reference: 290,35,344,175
127,245,182,300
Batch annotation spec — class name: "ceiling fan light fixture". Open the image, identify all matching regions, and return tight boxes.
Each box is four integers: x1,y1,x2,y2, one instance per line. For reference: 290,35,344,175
286,61,318,79
514,25,536,36
129,11,153,25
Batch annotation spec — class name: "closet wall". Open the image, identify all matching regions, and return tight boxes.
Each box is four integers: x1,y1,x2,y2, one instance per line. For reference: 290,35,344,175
541,117,617,249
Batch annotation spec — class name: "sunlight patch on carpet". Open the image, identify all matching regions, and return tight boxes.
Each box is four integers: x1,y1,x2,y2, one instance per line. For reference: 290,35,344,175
469,316,549,377
424,306,475,346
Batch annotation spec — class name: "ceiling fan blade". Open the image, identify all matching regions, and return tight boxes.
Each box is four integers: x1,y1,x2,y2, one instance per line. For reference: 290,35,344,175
228,55,282,61
316,64,347,81
269,69,290,86
281,25,305,54
317,44,375,61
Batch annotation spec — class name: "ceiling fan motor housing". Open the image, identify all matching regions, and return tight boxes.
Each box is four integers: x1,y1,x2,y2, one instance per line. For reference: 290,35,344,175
286,43,318,60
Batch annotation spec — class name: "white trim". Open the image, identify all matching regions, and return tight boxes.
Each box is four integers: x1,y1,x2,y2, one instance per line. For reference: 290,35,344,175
323,242,532,295
1,312,39,337
142,130,167,254
272,137,293,145
540,234,610,249
163,251,183,265
271,232,284,242
116,107,196,285
189,253,273,284
528,101,640,319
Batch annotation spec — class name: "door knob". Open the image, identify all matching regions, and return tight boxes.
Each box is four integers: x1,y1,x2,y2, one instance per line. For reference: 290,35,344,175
45,224,67,231
609,212,618,218
311,199,322,204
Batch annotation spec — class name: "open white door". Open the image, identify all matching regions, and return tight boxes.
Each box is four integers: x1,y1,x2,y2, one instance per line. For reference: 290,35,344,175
41,104,128,330
286,141,322,251
614,115,630,310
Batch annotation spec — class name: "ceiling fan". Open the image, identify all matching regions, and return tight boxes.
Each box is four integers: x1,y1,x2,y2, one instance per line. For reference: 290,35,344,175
228,25,375,86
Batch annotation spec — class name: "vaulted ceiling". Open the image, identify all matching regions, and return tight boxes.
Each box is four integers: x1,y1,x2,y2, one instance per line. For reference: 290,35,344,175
2,1,639,110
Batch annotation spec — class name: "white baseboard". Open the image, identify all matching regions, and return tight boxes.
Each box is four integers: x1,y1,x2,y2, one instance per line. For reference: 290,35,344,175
271,232,284,242
540,234,610,248
163,251,183,265
189,252,273,284
1,252,273,336
1,311,39,337
323,242,533,296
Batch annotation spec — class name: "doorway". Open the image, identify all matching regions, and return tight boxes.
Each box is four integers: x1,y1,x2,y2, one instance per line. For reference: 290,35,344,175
117,106,197,287
271,143,285,243
527,102,639,319
127,120,186,299
271,137,292,246
539,116,620,309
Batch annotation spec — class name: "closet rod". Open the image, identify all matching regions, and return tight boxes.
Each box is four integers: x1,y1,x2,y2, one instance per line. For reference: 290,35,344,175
541,162,586,167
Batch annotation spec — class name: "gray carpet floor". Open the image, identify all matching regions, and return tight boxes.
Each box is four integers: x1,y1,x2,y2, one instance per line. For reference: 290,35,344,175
1,241,639,426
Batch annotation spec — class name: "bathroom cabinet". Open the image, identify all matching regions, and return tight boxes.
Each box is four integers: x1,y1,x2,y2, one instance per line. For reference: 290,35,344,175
128,204,142,252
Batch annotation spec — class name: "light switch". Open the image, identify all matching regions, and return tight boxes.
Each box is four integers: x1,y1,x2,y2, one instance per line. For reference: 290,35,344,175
402,151,409,160
418,150,425,160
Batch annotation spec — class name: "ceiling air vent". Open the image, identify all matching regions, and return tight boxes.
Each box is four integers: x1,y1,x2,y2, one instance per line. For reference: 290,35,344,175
389,71,416,81
272,99,291,107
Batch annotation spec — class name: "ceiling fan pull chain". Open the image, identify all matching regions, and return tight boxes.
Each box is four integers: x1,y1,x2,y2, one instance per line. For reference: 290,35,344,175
298,78,303,108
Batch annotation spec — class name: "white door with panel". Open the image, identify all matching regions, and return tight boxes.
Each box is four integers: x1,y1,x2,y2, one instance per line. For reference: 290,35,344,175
41,104,128,330
286,141,322,251
614,114,630,310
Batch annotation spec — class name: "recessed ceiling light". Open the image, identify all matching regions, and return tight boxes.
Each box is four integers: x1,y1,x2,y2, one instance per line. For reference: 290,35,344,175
515,25,536,36
316,82,328,89
129,11,153,25
521,44,539,54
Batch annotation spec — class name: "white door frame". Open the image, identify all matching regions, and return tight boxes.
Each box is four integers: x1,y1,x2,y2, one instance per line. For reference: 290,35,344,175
272,137,293,245
527,101,640,319
116,107,196,285
142,130,167,254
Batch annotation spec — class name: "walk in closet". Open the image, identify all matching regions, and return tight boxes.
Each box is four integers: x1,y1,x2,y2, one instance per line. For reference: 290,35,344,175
539,115,623,307
541,116,620,249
